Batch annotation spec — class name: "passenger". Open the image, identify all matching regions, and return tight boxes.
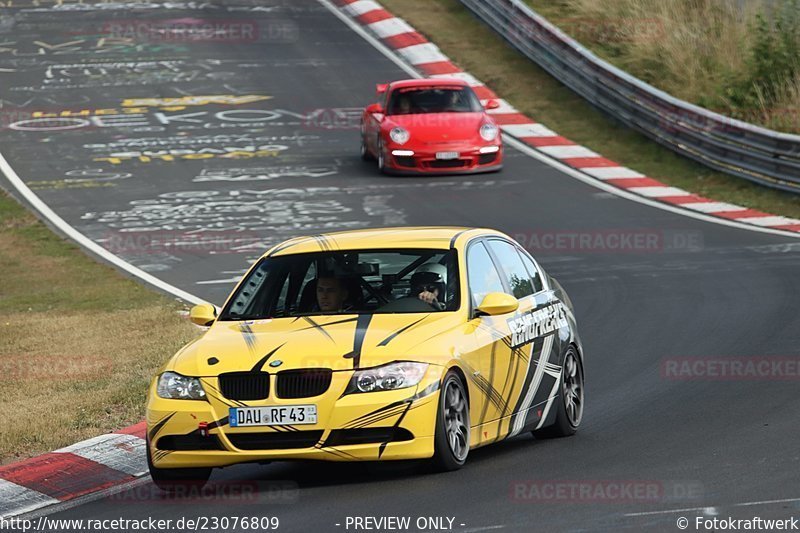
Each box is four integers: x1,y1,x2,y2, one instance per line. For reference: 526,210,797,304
409,263,447,311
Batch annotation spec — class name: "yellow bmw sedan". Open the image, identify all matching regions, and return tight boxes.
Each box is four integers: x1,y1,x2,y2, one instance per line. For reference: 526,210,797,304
146,227,584,490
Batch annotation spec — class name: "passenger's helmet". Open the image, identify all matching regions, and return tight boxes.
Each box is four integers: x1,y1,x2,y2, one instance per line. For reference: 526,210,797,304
410,262,447,300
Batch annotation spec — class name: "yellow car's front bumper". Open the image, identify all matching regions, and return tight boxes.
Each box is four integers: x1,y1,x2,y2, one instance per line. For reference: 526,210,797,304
147,366,442,469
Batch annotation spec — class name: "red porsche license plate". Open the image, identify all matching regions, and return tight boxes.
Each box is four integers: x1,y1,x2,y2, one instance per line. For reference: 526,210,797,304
435,151,459,160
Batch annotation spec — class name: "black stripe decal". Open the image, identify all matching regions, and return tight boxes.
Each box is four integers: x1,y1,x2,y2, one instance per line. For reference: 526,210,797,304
478,343,498,426
508,339,541,430
343,314,372,369
148,412,175,442
346,406,407,429
267,237,308,257
203,385,246,408
449,229,469,249
250,343,287,372
302,316,335,343
344,404,407,429
377,315,429,347
378,401,413,459
239,322,258,354
299,316,359,328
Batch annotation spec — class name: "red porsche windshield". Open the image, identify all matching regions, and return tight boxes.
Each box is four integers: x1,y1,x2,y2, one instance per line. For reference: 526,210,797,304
386,86,483,115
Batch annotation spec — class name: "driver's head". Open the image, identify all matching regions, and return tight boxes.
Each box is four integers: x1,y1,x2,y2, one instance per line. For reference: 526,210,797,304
316,276,348,312
398,94,411,113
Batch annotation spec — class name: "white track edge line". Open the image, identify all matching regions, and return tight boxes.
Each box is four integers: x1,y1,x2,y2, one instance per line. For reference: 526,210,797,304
0,152,205,304
623,496,800,517
320,0,800,240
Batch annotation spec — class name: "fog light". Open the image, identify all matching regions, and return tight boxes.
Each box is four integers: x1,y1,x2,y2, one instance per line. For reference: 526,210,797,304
392,149,415,156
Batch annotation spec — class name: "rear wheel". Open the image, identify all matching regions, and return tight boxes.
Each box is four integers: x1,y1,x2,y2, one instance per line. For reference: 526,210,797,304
147,440,211,492
431,371,470,471
533,346,583,439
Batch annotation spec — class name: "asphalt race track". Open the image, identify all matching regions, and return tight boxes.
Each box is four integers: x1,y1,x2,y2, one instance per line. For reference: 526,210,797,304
1,1,800,531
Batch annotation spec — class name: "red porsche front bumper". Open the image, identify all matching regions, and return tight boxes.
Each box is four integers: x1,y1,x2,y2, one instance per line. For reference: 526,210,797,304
383,145,503,175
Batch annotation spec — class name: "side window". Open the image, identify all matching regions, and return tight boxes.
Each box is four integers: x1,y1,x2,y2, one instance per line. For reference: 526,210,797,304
517,249,544,293
384,89,391,111
226,260,273,319
486,240,535,299
467,242,505,308
275,261,316,316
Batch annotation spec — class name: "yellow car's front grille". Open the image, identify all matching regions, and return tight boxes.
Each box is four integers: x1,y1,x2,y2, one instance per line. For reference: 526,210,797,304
276,369,333,399
219,372,270,401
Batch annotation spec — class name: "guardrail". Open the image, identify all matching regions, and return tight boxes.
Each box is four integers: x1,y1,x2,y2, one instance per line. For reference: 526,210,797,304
460,0,800,193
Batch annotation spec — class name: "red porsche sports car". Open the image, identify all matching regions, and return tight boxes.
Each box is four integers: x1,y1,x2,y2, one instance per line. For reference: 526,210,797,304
360,79,503,175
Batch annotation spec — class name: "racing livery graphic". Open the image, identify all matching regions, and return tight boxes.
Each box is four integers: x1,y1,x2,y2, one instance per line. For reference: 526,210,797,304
146,227,584,490
360,79,504,174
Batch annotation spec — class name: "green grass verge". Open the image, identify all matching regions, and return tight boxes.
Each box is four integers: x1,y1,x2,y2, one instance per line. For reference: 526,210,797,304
379,0,800,220
0,189,199,464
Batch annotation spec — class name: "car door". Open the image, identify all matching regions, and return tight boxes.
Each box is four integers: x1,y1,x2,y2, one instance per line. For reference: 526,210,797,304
486,239,569,439
460,239,520,446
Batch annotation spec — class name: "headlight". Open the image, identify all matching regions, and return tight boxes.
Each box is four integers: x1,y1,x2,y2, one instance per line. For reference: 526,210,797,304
347,362,429,393
480,123,498,141
389,127,410,145
157,371,206,400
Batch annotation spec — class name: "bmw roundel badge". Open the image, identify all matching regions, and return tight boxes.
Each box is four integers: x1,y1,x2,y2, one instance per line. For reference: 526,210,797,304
269,360,283,368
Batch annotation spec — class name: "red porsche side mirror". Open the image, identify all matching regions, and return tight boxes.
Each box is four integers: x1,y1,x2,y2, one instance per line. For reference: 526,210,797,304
366,103,384,114
485,99,501,110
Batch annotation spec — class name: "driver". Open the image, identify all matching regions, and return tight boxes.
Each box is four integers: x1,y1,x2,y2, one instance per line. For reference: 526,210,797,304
409,263,447,311
316,275,349,313
397,94,412,115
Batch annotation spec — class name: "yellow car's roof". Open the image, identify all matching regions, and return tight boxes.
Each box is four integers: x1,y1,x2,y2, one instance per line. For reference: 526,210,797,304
264,226,506,257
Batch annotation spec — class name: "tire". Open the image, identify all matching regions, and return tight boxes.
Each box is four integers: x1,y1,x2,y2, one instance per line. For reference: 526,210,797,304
430,371,470,471
533,346,584,439
147,439,212,492
377,139,387,174
360,124,373,161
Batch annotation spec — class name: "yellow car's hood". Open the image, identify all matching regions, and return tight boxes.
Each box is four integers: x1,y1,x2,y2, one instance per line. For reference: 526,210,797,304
170,313,462,376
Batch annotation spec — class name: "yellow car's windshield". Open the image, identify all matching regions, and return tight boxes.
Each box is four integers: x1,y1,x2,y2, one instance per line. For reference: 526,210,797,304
219,249,460,320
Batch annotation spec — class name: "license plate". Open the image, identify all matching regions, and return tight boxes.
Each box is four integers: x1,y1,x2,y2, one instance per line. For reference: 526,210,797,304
435,151,459,160
229,405,317,427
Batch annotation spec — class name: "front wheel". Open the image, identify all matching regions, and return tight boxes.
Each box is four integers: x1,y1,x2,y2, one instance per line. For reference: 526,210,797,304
377,139,388,174
147,441,211,492
533,346,584,439
430,371,470,471
360,124,373,161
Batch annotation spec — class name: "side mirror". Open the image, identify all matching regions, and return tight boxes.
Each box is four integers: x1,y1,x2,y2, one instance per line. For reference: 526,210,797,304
475,292,519,317
485,99,501,110
190,303,217,326
366,103,384,114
